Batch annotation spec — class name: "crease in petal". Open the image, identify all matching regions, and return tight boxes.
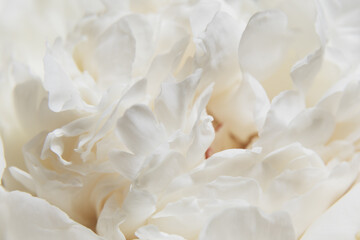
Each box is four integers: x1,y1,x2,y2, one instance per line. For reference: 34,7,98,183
0,190,103,240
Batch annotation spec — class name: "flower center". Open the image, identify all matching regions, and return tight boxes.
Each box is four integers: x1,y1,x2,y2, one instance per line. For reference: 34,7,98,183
356,231,360,240
205,116,258,158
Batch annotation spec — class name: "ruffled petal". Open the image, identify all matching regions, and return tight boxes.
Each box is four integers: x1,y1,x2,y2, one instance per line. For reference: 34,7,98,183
116,104,167,155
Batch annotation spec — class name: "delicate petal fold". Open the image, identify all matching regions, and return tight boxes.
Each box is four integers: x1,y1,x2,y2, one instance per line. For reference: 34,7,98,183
0,190,103,240
116,104,167,155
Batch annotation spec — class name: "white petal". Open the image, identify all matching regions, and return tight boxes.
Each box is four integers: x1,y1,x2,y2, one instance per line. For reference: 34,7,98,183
262,143,324,178
150,197,204,239
301,183,360,240
95,18,135,86
44,48,82,112
147,36,189,96
155,69,201,134
191,149,259,185
96,193,126,240
291,48,323,93
199,207,296,240
136,225,185,240
110,151,145,180
201,176,261,204
239,10,288,81
8,166,36,194
256,90,304,150
0,190,103,240
119,187,156,239
263,168,327,211
136,151,186,193
196,11,242,94
185,114,214,168
336,80,360,121
317,0,360,70
244,73,270,131
189,0,220,38
283,158,360,236
207,73,269,143
286,107,335,147
13,76,76,133
116,104,166,155
0,136,5,180
123,15,155,77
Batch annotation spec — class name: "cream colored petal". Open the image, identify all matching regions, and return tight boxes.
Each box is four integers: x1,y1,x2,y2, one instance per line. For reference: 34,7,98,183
199,207,295,240
95,18,135,86
0,136,5,180
136,225,185,240
239,10,288,82
116,104,167,155
301,182,360,240
155,69,201,134
0,190,103,240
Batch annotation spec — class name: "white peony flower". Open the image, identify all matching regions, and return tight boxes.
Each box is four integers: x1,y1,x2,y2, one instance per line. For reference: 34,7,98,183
1,0,360,239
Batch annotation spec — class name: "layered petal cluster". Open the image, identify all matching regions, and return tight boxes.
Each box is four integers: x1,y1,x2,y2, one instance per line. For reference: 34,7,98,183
1,0,360,240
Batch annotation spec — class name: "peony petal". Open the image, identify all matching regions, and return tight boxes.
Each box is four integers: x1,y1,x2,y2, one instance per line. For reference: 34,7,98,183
136,151,186,193
286,107,335,147
96,192,126,240
146,36,189,96
262,143,324,179
336,80,360,121
119,187,156,239
244,73,271,131
291,48,323,93
207,73,270,143
185,114,214,168
199,207,296,240
116,104,167,155
110,151,145,180
78,78,147,158
301,182,360,240
200,176,261,204
0,136,5,180
256,90,305,151
136,225,185,240
13,75,76,134
155,69,201,134
196,11,242,94
44,48,82,112
191,149,259,185
0,190,103,240
263,168,327,211
239,10,288,82
150,197,204,239
266,90,305,127
95,18,135,86
317,0,360,71
189,0,220,38
283,158,360,236
8,166,36,194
